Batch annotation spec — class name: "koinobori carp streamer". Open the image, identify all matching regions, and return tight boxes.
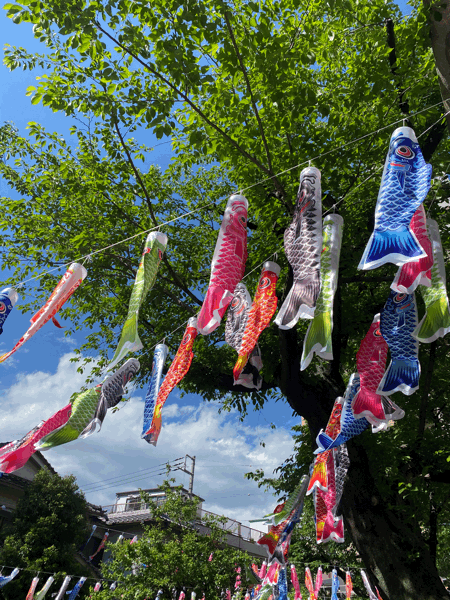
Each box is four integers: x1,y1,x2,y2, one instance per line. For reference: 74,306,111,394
301,214,343,370
197,194,248,335
109,231,167,371
142,343,168,444
0,263,87,364
144,318,198,445
276,166,322,329
0,287,18,335
359,126,432,270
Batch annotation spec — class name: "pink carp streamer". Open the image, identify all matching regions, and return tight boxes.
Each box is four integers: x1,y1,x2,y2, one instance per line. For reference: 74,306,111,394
0,403,72,473
198,194,248,335
290,565,302,600
144,318,198,445
0,263,87,363
233,261,280,382
26,576,40,600
89,532,109,561
391,204,433,294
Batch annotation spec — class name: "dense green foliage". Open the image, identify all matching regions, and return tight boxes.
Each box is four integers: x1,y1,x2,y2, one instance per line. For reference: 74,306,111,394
95,482,251,599
0,469,90,598
2,0,450,597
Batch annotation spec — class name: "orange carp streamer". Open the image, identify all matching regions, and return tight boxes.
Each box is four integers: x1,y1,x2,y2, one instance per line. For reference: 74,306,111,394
233,261,280,382
144,317,198,445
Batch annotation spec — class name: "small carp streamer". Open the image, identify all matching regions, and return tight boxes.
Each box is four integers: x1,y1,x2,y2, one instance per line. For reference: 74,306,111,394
276,167,322,329
308,397,343,494
254,561,279,600
256,476,309,563
225,283,262,390
345,571,353,600
90,531,109,561
391,204,433,293
0,567,19,588
144,318,198,445
305,567,322,600
359,126,432,270
81,358,140,437
361,570,381,600
314,568,323,598
352,314,404,428
93,582,102,592
233,261,280,382
54,576,71,600
37,386,102,450
142,343,168,443
332,444,350,520
0,263,87,364
413,218,450,342
0,403,72,473
277,566,288,600
35,576,54,600
109,231,167,371
67,577,87,600
197,194,248,335
314,453,344,543
378,291,420,396
0,287,18,335
331,569,339,600
301,214,343,370
290,565,302,600
316,374,369,451
26,576,40,600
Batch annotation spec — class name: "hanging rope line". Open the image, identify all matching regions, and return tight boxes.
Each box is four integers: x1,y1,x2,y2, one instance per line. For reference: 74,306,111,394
9,95,450,290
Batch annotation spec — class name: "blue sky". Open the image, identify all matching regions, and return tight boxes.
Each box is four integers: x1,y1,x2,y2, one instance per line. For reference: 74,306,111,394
0,9,298,529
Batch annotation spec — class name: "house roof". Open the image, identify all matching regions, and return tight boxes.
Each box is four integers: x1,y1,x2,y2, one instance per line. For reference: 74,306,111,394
116,486,205,503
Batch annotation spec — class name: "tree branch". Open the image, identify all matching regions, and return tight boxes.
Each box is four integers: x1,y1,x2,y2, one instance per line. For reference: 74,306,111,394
416,341,437,447
223,12,281,192
94,21,273,178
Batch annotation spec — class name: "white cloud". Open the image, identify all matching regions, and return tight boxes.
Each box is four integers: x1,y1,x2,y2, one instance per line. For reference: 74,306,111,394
0,353,296,531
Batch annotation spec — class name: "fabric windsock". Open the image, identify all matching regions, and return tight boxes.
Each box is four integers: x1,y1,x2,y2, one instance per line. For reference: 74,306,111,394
277,566,288,600
259,561,267,579
331,569,339,600
109,231,167,371
290,565,302,600
314,567,323,597
141,343,168,444
0,287,18,335
110,582,118,590
81,358,140,438
352,314,404,425
332,444,350,520
361,570,378,600
378,291,420,395
304,568,314,600
308,397,343,493
391,204,433,293
316,374,369,451
0,567,20,588
345,571,353,600
358,126,431,270
37,386,102,450
413,218,450,342
233,261,280,382
314,453,344,544
276,167,322,329
26,576,39,600
301,214,343,370
198,194,248,335
0,263,87,364
90,531,109,560
0,402,72,473
35,576,54,600
179,592,185,600
144,318,198,445
54,576,71,600
93,582,102,592
67,577,87,600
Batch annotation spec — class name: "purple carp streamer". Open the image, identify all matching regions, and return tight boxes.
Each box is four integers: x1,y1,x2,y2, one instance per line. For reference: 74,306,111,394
109,231,167,371
413,218,450,342
81,358,140,437
198,194,248,335
276,167,322,329
378,291,420,396
359,126,432,271
0,287,18,335
0,263,87,364
142,343,168,443
301,214,343,370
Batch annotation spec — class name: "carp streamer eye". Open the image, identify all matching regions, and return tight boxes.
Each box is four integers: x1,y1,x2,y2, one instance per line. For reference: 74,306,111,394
394,293,407,303
396,145,415,159
259,277,271,289
373,327,382,337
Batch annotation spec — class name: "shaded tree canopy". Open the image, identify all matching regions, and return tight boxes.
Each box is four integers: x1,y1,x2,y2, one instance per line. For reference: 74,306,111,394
2,0,450,598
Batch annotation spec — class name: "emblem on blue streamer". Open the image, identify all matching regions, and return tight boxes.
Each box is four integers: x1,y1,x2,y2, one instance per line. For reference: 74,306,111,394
0,287,18,335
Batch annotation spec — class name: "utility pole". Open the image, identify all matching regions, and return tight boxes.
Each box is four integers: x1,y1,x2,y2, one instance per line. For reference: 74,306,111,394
177,454,195,498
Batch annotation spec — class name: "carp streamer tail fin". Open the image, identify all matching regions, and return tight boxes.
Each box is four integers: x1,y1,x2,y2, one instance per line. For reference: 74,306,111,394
359,227,426,270
275,274,319,330
301,311,332,370
197,286,233,335
378,358,420,396
413,298,450,343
